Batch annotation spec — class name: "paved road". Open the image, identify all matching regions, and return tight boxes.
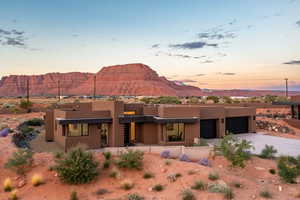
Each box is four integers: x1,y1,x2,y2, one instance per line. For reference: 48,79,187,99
207,133,300,157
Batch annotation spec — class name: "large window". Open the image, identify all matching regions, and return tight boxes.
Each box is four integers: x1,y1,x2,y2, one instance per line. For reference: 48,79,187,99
166,123,185,142
68,124,89,137
99,123,109,146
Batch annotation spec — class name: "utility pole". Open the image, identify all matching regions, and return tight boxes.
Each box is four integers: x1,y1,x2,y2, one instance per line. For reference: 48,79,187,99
58,80,61,102
285,78,288,98
93,75,96,101
26,78,30,103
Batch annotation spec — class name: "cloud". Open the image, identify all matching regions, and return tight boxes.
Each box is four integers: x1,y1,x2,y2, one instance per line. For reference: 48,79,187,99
283,60,300,65
169,41,218,49
151,44,160,48
0,28,27,48
196,74,206,76
296,20,300,27
156,51,206,60
198,32,236,40
216,72,236,75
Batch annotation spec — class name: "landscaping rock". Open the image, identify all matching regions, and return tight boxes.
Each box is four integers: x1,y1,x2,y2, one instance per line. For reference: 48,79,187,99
256,120,295,134
17,179,26,188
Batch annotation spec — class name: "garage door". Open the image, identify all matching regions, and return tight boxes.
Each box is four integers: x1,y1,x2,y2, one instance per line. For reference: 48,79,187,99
200,119,217,139
226,117,249,134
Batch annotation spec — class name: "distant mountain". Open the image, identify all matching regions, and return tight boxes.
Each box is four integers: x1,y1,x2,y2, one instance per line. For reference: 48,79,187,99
0,63,299,97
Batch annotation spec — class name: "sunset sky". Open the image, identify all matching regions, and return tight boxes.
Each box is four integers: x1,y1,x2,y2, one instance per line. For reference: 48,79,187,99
1,0,300,91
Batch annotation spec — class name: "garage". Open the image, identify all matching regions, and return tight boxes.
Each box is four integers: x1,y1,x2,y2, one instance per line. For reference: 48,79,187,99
226,117,249,134
200,119,217,139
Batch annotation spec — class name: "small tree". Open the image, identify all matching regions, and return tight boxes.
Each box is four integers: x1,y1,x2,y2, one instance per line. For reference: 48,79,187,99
5,149,34,175
117,150,144,170
19,99,33,111
52,147,99,184
277,156,300,183
260,145,277,159
206,96,220,103
214,135,253,168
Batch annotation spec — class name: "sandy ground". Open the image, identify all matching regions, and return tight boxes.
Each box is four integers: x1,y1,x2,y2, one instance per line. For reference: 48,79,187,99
0,111,299,200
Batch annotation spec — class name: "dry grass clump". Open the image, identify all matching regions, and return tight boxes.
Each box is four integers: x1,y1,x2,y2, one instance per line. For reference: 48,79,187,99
4,178,13,192
31,174,44,186
120,179,134,190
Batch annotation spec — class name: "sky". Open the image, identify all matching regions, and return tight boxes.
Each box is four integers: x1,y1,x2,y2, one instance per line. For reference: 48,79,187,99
0,0,300,91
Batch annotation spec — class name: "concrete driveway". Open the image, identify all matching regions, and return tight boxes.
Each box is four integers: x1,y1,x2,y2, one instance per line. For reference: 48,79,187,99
207,133,300,157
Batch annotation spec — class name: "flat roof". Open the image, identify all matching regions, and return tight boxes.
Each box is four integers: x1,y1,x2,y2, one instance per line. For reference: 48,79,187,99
57,117,113,125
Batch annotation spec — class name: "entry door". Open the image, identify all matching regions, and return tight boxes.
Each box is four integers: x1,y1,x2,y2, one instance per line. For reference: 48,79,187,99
298,105,300,120
226,117,249,134
200,119,217,139
124,123,130,145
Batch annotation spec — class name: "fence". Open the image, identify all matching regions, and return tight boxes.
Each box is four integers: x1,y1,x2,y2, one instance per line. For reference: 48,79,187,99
92,145,213,161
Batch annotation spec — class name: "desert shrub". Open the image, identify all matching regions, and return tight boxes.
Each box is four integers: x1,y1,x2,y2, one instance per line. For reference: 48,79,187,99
152,184,164,191
120,179,134,190
181,189,195,200
127,193,144,200
223,187,234,199
260,189,272,198
260,145,277,159
277,156,300,183
187,169,198,175
269,169,276,175
31,174,44,186
95,188,109,195
214,134,253,168
160,150,170,159
103,151,112,160
109,168,120,178
191,180,206,190
198,158,211,167
25,118,44,126
143,172,154,179
164,159,171,165
117,150,144,170
175,173,182,178
70,191,78,200
10,189,18,200
206,96,220,103
5,149,33,175
19,99,33,111
3,178,13,192
231,181,242,188
52,147,99,184
179,154,191,162
208,172,219,180
53,151,64,159
103,160,111,169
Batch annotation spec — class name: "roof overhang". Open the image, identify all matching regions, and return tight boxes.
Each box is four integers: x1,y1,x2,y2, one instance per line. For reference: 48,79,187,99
273,101,300,106
57,117,113,125
119,115,198,124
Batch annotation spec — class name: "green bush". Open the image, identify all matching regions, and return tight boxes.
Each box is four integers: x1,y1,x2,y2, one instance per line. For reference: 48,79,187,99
127,193,144,200
26,118,44,126
208,172,219,180
277,156,300,183
117,150,144,170
70,191,78,200
260,145,277,159
103,160,111,169
191,180,206,190
143,172,154,179
223,187,234,200
103,151,112,160
231,181,242,188
180,189,195,200
208,183,234,199
260,189,272,198
152,184,164,191
52,147,99,184
206,96,220,103
5,149,34,175
214,134,253,168
19,99,33,110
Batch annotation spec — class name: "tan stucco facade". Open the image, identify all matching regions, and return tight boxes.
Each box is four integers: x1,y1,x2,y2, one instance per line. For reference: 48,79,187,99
45,101,256,151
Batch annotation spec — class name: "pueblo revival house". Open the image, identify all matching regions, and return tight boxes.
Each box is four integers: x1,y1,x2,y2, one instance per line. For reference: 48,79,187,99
45,101,256,151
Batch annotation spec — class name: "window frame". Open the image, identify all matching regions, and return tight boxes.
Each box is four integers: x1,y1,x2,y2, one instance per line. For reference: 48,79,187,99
165,123,185,142
67,123,89,137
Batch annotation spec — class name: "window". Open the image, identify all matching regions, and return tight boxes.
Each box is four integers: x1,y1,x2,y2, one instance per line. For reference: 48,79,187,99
166,123,185,142
68,124,89,136
99,123,109,146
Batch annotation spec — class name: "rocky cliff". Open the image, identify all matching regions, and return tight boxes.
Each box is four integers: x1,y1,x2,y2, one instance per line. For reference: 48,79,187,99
0,63,203,96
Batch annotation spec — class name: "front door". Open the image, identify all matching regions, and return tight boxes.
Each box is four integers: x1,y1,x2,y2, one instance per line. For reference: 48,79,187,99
124,123,130,146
